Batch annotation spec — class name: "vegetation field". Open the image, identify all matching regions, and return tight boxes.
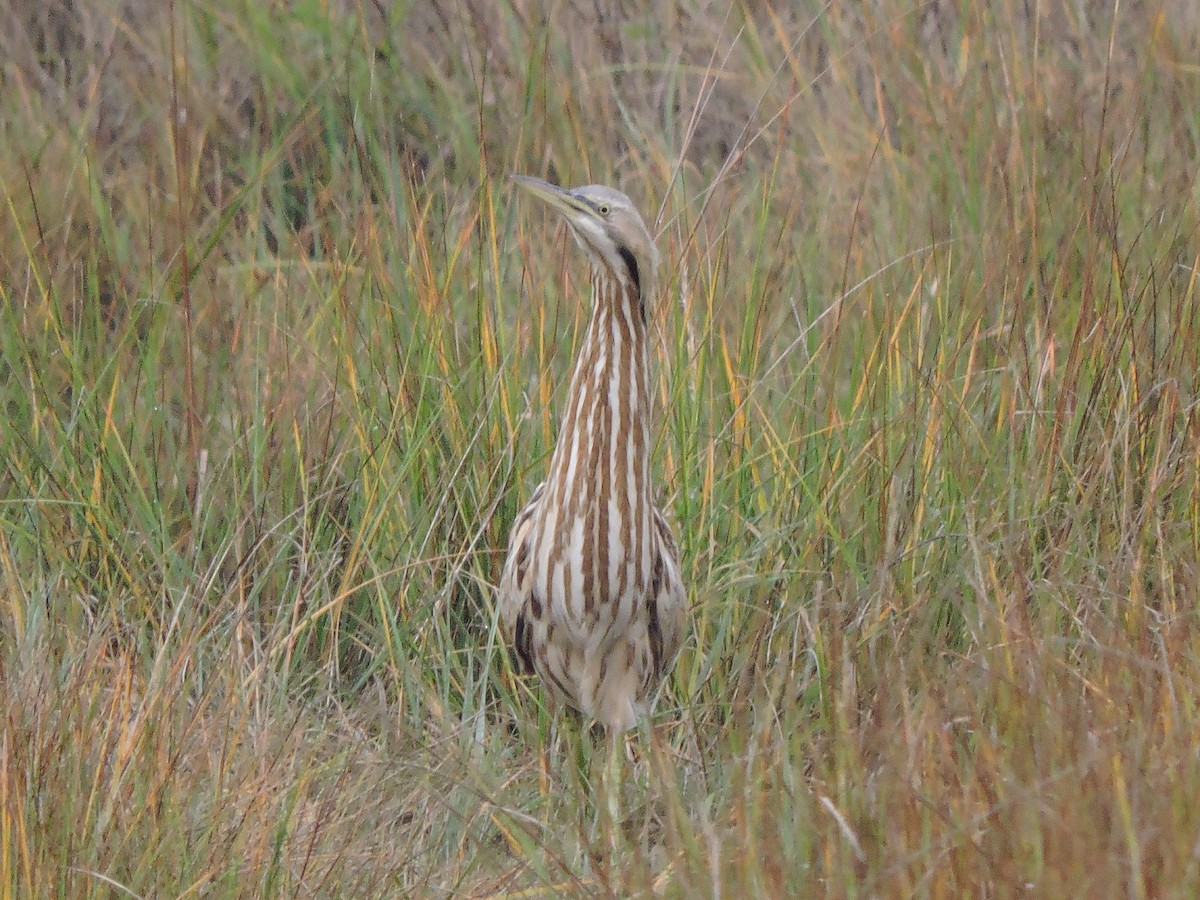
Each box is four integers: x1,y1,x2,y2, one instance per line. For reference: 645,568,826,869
3,0,1200,895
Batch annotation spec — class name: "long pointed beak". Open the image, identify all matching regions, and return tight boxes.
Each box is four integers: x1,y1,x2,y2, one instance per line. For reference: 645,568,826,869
512,175,595,222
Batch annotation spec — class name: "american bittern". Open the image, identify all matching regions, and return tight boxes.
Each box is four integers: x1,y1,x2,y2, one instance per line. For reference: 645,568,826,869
499,175,687,733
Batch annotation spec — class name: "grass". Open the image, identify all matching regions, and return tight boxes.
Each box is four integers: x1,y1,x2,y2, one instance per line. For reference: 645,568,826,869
2,0,1200,894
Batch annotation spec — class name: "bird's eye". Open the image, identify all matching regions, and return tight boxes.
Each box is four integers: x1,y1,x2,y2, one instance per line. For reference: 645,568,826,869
597,203,610,216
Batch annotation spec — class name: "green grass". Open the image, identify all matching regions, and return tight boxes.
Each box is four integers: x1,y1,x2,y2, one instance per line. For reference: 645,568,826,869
3,0,1200,894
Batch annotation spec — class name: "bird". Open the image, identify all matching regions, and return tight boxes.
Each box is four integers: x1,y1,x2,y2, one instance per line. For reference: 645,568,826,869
498,175,687,733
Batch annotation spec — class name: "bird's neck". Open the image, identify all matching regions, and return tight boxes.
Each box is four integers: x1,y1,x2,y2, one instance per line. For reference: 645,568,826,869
545,268,651,496
549,267,648,475
531,265,656,614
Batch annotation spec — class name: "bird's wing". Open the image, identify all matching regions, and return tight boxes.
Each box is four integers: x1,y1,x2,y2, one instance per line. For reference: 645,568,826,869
649,505,688,678
497,482,544,671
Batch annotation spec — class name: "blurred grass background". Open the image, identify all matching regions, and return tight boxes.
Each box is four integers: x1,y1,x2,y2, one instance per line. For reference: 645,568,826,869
2,0,1200,894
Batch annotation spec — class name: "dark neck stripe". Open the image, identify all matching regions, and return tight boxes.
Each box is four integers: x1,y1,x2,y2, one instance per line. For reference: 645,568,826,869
616,246,643,321
617,246,640,295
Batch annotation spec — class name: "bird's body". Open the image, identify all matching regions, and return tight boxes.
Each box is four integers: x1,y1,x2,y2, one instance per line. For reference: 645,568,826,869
499,177,686,732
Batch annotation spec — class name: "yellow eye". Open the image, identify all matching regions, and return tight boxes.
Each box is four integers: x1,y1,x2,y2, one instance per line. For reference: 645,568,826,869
597,203,611,216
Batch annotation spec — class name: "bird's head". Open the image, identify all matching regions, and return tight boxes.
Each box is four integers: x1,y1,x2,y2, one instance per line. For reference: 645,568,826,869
513,175,658,298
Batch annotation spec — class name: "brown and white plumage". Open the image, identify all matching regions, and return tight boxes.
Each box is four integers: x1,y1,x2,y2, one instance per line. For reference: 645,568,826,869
499,176,687,732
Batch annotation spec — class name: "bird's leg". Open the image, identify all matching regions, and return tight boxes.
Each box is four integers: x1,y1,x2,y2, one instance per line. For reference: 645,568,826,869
553,709,602,869
637,718,672,854
592,728,628,863
572,715,594,800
